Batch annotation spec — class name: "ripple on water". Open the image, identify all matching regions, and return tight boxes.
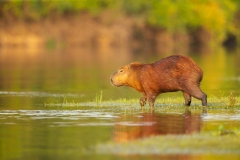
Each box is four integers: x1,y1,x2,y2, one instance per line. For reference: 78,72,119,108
202,113,240,121
0,91,84,97
0,110,118,127
1,110,240,128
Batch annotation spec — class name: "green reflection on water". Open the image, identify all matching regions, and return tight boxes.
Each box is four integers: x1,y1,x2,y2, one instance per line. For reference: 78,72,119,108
0,47,240,111
0,46,240,103
0,46,240,159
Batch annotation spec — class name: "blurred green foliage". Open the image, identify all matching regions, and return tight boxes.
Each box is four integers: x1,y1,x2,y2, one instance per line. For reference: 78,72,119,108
1,0,239,41
1,0,113,19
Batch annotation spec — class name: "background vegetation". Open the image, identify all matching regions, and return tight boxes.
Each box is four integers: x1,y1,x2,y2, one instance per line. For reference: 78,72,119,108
1,0,240,44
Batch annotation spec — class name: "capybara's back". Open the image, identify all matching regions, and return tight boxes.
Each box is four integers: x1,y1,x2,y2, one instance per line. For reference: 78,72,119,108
110,55,207,107
150,55,203,92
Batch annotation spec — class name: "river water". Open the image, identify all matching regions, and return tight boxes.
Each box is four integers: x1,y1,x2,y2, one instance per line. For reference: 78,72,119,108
0,46,240,159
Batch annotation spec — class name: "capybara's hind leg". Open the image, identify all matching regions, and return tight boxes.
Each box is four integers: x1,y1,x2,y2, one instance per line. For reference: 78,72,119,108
201,93,207,106
185,87,207,106
183,92,191,106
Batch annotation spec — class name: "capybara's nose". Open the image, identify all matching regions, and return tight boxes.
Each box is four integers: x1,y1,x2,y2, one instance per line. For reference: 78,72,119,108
110,77,114,85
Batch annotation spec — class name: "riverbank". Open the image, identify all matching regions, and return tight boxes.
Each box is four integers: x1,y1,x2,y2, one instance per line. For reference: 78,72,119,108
1,11,238,55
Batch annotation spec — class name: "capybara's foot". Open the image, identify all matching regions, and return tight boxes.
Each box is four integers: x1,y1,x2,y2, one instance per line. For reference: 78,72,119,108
139,97,147,107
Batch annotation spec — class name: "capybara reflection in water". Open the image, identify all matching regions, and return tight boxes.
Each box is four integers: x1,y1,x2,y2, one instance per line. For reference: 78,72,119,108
110,55,207,108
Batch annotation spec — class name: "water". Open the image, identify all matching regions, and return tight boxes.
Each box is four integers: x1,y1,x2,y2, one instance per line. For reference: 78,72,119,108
0,46,240,159
0,109,240,159
0,109,113,159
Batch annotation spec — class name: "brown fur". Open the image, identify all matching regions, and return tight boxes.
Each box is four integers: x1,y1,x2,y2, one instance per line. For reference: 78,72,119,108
110,55,207,107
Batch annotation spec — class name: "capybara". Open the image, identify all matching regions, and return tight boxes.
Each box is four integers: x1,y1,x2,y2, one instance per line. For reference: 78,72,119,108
110,55,207,108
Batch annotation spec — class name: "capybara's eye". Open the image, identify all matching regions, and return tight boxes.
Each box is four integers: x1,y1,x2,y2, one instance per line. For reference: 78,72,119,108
119,69,124,73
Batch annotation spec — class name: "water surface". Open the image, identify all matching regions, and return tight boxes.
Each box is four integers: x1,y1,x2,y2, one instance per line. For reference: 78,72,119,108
0,46,240,159
0,108,240,159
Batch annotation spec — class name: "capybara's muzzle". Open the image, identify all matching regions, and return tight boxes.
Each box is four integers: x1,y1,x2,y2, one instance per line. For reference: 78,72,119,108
110,77,114,86
110,72,121,87
110,74,115,86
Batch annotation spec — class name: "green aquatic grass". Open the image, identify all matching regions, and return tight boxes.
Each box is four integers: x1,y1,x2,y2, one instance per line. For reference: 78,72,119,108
95,90,103,104
94,133,240,155
45,95,240,110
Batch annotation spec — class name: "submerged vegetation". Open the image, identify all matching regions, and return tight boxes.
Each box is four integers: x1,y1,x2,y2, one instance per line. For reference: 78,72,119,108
94,133,240,155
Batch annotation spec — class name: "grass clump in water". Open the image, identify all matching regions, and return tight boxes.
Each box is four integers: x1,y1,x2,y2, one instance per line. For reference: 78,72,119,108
95,90,103,104
44,93,240,110
228,92,237,109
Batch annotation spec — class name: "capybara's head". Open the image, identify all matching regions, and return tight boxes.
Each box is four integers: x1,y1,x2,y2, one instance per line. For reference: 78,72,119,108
110,62,142,87
110,65,131,87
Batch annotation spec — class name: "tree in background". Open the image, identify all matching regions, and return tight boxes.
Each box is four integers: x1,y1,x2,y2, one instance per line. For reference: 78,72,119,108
0,0,239,45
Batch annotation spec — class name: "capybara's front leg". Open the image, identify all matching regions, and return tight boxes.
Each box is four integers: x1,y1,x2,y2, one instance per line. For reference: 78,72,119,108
139,94,147,107
183,91,191,106
147,94,157,108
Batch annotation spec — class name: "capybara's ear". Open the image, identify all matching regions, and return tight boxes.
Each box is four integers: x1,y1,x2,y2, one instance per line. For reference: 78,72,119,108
129,62,141,69
127,64,131,69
